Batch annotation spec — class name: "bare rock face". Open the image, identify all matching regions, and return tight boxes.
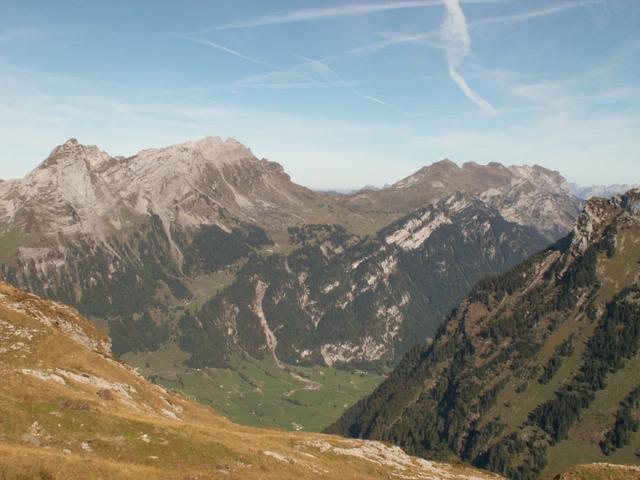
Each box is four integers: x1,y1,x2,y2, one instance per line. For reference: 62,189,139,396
571,188,640,256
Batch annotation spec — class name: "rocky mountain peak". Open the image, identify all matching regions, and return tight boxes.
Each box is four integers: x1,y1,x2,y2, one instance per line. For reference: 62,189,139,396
391,159,462,189
508,164,572,194
61,137,80,147
184,135,254,160
617,187,640,214
571,188,640,255
0,136,345,242
348,159,581,241
433,158,459,169
134,136,255,168
40,138,110,170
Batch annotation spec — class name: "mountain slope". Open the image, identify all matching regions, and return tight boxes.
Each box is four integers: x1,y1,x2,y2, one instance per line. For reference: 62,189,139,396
327,190,640,479
0,282,503,480
555,464,640,479
0,137,369,355
176,193,549,370
111,192,548,434
0,136,360,238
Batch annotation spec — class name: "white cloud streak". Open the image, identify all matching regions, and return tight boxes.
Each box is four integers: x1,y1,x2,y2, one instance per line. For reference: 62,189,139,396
296,56,414,116
448,68,496,113
204,0,521,32
178,36,335,91
472,0,606,27
178,35,280,70
349,0,605,113
441,0,496,114
359,93,414,116
207,1,441,31
178,35,411,115
349,0,605,56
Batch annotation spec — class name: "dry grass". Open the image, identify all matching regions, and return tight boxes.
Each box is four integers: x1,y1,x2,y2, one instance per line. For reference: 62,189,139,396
0,282,501,480
556,463,640,480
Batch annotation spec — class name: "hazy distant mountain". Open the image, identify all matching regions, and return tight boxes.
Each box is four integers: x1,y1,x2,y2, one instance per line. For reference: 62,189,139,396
328,189,640,479
317,184,387,195
342,159,582,241
570,182,640,200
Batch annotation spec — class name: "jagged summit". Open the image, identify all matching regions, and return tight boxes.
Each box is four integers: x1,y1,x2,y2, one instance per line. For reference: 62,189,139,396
37,137,111,171
392,159,570,193
571,187,640,255
0,135,328,239
431,158,459,170
616,186,640,211
37,136,254,173
392,159,461,189
134,135,255,167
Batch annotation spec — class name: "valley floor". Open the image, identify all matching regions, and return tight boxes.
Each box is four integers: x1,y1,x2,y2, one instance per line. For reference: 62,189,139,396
122,349,385,432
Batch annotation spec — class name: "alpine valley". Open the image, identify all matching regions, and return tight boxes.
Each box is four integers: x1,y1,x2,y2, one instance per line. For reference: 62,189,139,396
1,137,638,480
0,137,582,431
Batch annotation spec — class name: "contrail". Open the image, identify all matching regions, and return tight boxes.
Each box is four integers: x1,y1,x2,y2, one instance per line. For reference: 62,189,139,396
441,0,496,114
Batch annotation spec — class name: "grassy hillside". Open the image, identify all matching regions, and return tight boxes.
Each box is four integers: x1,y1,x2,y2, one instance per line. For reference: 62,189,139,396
554,464,640,479
0,282,502,480
122,350,384,432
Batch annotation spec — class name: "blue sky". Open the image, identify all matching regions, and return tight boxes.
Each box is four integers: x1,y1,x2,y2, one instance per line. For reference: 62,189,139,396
1,0,639,189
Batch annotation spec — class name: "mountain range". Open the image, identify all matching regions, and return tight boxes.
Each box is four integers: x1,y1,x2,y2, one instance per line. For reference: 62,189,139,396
0,136,582,429
328,189,640,479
